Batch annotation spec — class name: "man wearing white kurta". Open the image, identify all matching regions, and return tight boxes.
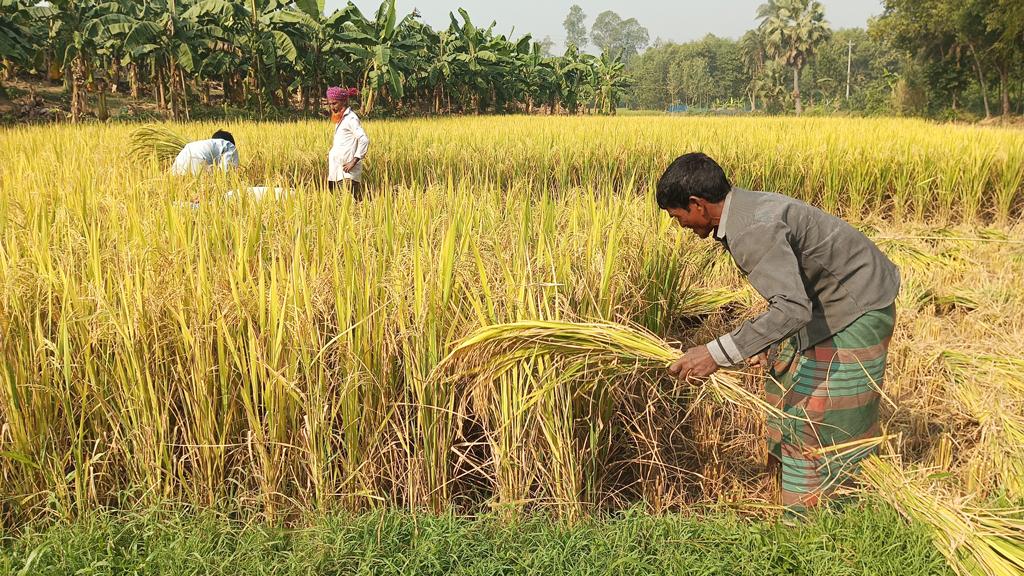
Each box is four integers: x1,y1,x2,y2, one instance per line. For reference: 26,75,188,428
326,86,370,199
171,130,239,176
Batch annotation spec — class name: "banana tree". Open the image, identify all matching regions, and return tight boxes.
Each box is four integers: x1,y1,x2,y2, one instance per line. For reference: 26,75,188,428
184,0,299,113
592,50,631,115
119,0,224,119
447,8,509,114
344,0,422,115
552,44,594,114
427,26,456,113
270,0,365,113
513,41,556,114
45,0,135,121
401,19,450,113
0,0,51,93
490,34,531,113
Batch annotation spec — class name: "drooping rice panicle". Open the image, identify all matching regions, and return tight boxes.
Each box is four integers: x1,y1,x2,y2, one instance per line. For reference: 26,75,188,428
916,289,981,313
675,287,742,317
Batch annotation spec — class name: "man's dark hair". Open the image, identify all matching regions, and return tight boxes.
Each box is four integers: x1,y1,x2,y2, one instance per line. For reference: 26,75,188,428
656,153,731,209
212,130,235,146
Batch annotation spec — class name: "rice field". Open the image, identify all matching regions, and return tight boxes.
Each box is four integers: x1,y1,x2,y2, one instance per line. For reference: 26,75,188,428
1,117,1023,539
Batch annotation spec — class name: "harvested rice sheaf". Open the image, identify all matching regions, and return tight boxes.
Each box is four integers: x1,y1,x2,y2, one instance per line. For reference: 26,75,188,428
128,125,188,164
861,457,1024,576
436,319,785,419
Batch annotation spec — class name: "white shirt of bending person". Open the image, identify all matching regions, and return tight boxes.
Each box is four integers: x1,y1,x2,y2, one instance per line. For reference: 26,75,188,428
171,138,239,176
328,108,370,183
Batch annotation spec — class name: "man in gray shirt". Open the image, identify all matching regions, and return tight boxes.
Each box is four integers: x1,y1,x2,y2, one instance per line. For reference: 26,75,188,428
661,152,900,515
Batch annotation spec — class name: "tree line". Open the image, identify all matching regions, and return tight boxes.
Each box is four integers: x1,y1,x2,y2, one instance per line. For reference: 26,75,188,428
0,0,632,121
623,0,1023,119
1,0,1021,121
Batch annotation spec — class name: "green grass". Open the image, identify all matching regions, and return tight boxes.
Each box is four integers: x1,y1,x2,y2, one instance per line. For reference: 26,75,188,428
0,502,949,576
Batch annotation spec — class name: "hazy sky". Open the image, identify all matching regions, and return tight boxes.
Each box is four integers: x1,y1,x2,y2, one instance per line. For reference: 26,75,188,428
322,1,884,51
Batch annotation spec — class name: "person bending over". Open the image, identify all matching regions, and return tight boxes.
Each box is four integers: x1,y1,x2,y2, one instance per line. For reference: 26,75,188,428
171,130,239,176
659,152,900,516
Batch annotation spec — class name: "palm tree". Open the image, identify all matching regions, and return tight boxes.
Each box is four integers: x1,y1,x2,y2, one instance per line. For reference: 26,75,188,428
739,29,766,111
757,0,831,115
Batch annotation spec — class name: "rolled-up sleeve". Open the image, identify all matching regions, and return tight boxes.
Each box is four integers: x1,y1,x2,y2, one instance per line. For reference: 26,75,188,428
706,221,812,366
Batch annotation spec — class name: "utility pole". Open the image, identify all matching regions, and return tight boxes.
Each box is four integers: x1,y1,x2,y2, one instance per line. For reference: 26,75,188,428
845,40,853,101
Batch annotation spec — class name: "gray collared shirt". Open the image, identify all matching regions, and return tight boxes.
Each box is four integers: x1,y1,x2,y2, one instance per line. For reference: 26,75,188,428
706,188,900,366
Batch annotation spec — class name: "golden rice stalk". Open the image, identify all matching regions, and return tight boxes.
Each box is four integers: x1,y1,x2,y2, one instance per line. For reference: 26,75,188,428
436,319,787,419
942,351,1024,394
676,287,741,318
128,124,188,164
873,236,952,269
941,350,1024,500
861,457,1024,576
916,289,980,313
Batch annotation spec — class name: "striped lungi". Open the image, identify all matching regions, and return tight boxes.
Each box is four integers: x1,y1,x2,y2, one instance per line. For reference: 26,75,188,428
766,304,896,515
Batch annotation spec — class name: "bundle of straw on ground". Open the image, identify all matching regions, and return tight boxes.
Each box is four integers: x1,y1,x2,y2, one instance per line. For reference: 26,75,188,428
860,457,1024,576
941,351,1024,500
942,352,1024,395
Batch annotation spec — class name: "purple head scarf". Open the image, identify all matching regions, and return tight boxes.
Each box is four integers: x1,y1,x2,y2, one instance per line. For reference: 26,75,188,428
326,86,344,102
327,86,360,102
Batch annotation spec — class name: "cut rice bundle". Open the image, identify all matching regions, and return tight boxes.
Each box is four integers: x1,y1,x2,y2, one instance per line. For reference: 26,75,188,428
861,457,1024,576
128,125,188,164
942,350,1024,499
436,319,786,419
943,351,1024,394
